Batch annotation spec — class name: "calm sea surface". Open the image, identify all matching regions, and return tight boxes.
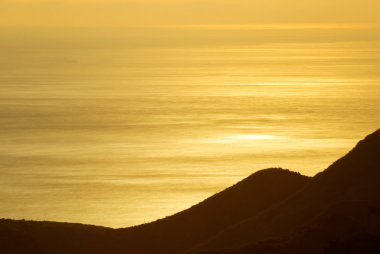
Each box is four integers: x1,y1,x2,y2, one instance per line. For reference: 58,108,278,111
0,27,379,227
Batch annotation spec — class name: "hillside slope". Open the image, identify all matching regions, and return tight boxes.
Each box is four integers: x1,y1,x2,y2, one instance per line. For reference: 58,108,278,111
0,169,309,254
189,129,380,253
1,129,379,254
116,168,309,254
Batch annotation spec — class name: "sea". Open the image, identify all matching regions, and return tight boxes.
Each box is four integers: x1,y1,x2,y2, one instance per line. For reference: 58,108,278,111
0,26,379,227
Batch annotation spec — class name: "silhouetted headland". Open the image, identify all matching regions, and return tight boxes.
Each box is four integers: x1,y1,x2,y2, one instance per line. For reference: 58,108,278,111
1,129,380,254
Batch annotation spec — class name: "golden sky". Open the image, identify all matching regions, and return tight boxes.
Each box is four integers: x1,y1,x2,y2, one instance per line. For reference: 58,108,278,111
0,0,379,27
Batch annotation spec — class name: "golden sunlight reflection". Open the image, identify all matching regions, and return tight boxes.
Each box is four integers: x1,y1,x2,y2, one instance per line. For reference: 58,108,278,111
165,23,377,30
203,134,279,144
0,25,379,227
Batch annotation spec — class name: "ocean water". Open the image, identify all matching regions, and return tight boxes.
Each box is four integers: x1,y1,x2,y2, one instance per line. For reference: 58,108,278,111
0,27,379,227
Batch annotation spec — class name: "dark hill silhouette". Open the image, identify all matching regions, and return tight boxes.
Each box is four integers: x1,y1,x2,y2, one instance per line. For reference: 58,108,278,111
0,129,379,254
188,129,380,253
0,220,116,254
0,169,309,254
201,201,380,254
116,168,309,254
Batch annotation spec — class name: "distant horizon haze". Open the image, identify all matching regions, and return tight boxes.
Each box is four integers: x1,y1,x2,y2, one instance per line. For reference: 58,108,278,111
0,0,379,228
0,0,379,27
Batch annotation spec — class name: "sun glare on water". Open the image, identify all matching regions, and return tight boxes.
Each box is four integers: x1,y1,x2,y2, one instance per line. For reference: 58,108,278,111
0,0,379,227
206,134,279,144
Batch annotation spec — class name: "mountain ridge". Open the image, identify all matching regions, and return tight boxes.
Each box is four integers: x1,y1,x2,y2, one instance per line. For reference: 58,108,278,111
115,168,310,254
187,129,380,253
1,129,379,254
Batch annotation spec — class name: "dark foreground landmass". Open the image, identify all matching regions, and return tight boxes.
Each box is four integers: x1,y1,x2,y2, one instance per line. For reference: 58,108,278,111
1,129,380,254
